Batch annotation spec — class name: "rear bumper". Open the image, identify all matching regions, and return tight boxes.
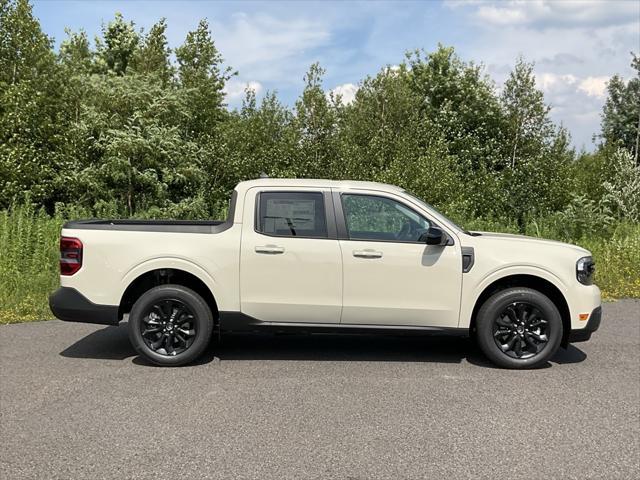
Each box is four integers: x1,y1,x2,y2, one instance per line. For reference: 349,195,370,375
568,306,602,343
49,287,120,325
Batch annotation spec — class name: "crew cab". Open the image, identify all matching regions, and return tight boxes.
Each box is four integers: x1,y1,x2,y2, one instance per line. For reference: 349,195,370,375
49,179,601,368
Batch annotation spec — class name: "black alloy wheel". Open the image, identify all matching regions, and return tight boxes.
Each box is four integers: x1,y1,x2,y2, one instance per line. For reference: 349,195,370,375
129,285,214,366
475,287,563,369
492,302,549,359
140,299,197,356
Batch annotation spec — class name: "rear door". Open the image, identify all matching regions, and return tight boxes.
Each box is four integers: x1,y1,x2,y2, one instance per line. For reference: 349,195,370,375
335,191,462,327
240,188,342,323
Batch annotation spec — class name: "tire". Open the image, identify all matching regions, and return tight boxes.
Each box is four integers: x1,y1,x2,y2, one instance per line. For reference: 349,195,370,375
475,287,562,369
128,284,214,366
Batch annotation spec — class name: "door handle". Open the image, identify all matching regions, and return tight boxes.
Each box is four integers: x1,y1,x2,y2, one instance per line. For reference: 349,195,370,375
353,249,383,259
255,245,285,254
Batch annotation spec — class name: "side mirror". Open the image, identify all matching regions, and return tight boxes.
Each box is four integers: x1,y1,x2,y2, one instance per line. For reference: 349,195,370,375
419,226,448,246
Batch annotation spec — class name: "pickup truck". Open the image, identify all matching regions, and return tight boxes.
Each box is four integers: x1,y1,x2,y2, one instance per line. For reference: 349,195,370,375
49,178,601,368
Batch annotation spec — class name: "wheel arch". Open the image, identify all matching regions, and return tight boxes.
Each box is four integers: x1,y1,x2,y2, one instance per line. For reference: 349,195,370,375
118,268,219,322
469,274,571,347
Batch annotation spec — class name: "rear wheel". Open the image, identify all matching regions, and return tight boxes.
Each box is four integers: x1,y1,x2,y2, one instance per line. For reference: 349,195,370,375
128,285,214,366
476,287,562,369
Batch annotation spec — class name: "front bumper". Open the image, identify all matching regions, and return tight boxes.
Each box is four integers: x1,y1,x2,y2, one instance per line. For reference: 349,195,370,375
49,287,120,325
568,306,602,343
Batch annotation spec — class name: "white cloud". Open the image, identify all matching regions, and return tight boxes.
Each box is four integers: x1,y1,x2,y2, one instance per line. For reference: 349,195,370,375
537,72,578,91
534,72,606,117
578,76,609,98
476,4,531,25
223,80,263,101
450,0,639,29
212,13,330,83
449,0,637,149
328,83,358,104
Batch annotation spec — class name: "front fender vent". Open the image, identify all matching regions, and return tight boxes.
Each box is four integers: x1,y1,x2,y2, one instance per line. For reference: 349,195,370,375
461,247,475,273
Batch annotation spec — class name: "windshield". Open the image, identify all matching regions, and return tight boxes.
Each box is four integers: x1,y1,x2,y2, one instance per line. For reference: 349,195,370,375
403,192,468,234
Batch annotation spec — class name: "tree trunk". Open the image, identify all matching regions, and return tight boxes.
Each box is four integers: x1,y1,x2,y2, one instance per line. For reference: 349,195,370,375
511,126,520,169
635,107,639,166
127,158,133,216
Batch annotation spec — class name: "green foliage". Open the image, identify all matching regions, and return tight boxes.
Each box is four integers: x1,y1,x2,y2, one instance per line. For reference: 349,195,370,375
601,54,640,162
175,19,234,136
406,45,505,171
94,12,139,75
65,74,206,215
579,223,640,300
0,202,63,322
130,18,173,85
499,59,574,225
0,0,54,85
0,0,67,207
220,90,299,185
525,195,614,241
294,63,339,178
602,148,640,222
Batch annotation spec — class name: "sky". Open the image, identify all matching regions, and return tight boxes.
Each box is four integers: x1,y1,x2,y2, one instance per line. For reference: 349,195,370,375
33,0,640,151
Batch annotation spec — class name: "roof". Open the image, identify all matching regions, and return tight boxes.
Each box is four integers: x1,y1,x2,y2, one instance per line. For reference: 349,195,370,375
235,178,404,193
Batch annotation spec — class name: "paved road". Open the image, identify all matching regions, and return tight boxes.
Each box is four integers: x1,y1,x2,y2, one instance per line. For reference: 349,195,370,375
1,300,638,480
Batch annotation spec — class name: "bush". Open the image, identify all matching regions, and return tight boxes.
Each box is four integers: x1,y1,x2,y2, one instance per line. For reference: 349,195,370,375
579,223,640,300
524,195,615,242
0,204,63,322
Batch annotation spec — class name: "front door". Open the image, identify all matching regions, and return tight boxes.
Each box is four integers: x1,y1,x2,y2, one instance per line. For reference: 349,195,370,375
337,192,462,327
240,188,342,323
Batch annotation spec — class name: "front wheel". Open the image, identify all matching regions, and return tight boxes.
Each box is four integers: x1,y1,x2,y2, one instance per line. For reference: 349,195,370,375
476,287,563,369
128,285,214,366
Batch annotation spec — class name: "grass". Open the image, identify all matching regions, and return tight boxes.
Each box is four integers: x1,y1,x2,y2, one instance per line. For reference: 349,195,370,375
1,205,638,324
579,223,640,300
0,205,63,323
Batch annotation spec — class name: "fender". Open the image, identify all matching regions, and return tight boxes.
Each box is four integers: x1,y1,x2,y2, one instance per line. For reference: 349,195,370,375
119,256,226,310
459,264,568,328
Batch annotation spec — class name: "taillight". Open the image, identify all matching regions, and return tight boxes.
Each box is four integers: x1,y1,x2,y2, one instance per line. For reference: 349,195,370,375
60,236,83,275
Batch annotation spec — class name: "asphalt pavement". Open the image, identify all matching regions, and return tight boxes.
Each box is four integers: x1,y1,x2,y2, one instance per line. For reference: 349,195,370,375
1,300,638,480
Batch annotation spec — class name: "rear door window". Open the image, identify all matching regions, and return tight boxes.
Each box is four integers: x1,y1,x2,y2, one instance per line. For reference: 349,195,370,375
257,192,328,238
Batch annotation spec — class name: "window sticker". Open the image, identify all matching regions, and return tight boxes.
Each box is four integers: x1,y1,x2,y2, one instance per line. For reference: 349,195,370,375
265,199,316,232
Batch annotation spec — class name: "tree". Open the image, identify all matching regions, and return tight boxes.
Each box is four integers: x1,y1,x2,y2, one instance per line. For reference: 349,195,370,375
175,19,233,136
130,18,173,85
0,1,631,231
0,0,54,85
67,75,205,216
94,12,139,75
294,63,339,178
601,54,640,163
501,58,553,169
59,28,92,73
0,0,66,208
218,89,298,194
498,58,574,227
173,20,235,213
406,46,507,173
603,148,640,221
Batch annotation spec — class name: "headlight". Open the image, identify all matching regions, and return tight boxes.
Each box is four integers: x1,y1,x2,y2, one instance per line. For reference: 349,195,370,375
576,256,595,285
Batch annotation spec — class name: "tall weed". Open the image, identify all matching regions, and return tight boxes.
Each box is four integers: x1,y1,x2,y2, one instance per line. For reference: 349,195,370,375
0,205,63,322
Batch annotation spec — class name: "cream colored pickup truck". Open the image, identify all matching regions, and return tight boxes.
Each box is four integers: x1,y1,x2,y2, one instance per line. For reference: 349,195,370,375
49,179,601,368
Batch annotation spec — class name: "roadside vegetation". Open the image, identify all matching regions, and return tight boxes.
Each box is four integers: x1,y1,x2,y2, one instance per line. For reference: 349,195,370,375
1,0,639,323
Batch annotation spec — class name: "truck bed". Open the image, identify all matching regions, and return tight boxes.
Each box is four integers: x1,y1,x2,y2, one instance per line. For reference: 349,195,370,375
63,192,238,234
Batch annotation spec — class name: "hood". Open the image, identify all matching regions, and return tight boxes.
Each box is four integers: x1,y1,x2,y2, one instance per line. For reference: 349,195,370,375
473,231,591,256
